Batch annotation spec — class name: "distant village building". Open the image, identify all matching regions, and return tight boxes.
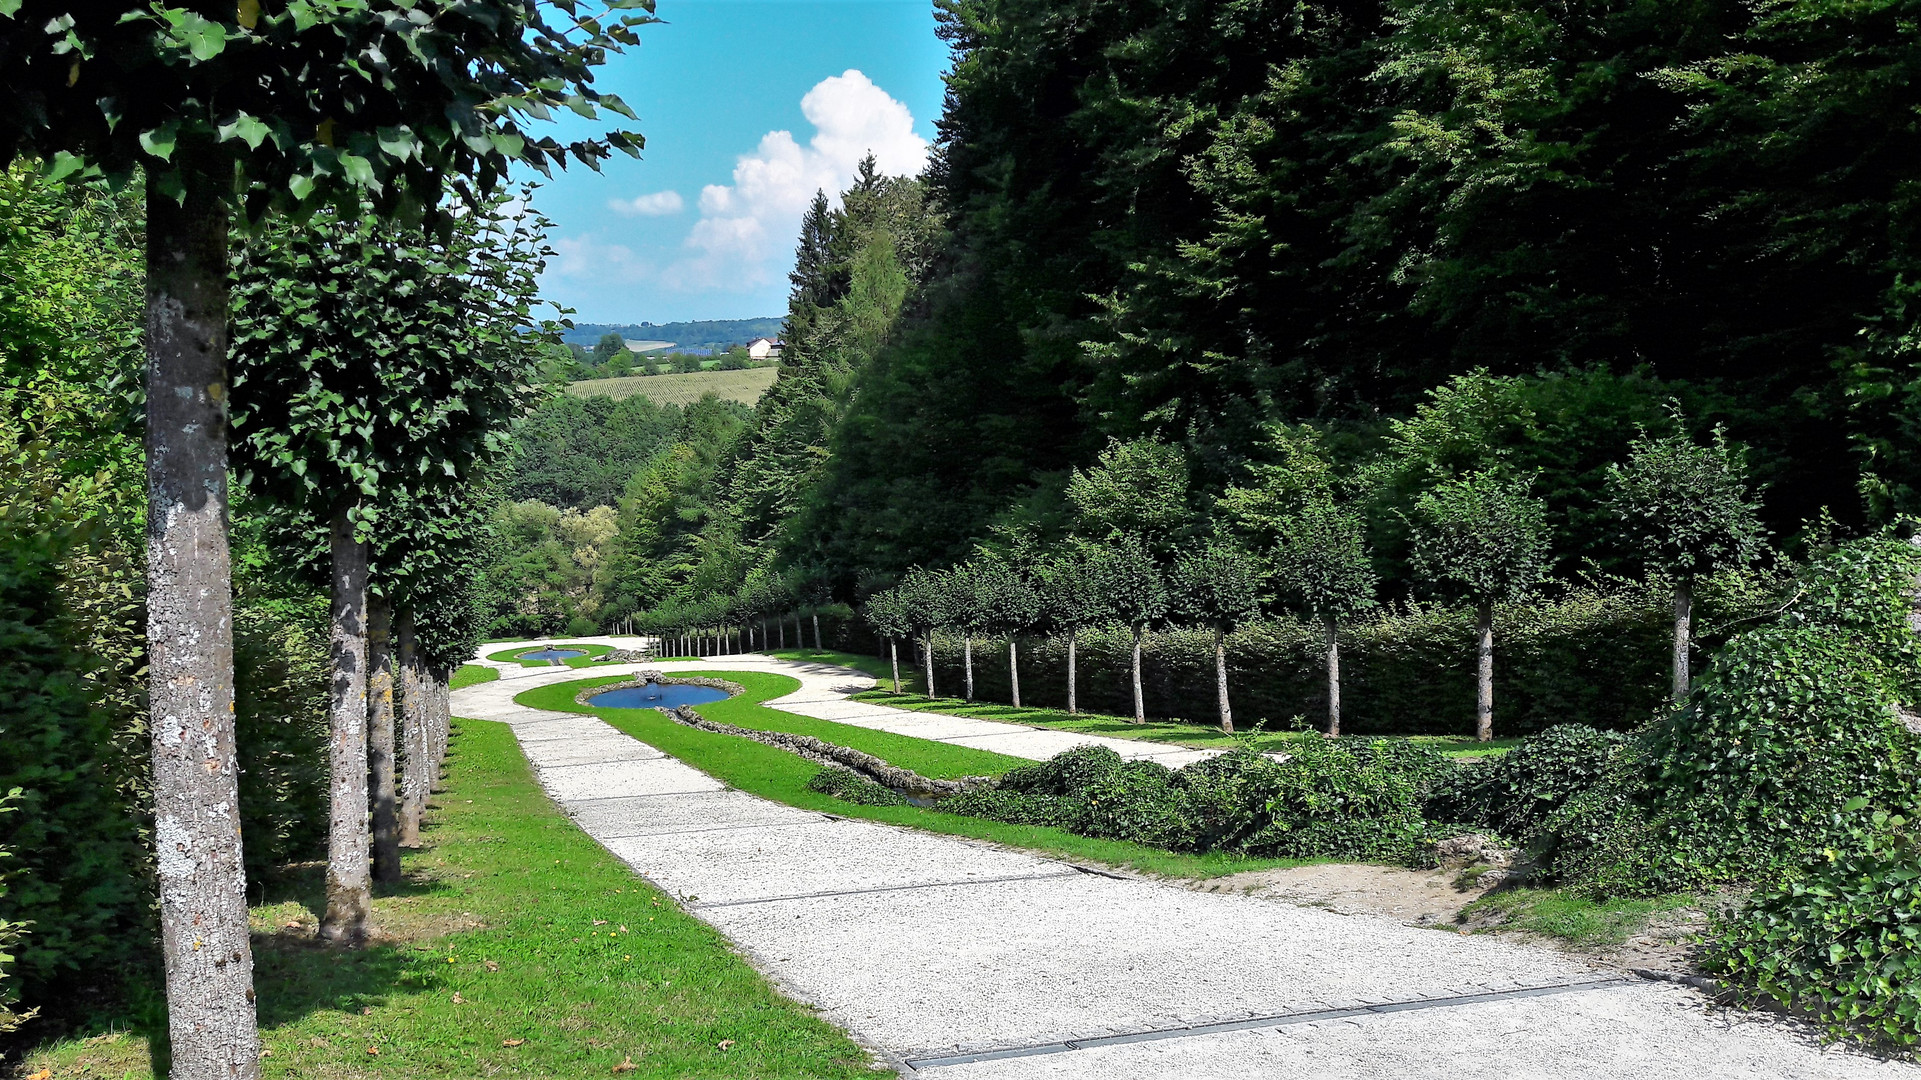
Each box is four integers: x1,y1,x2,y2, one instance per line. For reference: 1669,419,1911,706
747,337,784,361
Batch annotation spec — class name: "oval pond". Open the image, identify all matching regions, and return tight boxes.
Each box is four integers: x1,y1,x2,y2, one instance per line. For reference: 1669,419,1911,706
518,648,586,661
589,683,730,709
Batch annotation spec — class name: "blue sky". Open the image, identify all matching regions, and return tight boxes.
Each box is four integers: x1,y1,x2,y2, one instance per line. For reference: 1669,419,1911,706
530,0,951,324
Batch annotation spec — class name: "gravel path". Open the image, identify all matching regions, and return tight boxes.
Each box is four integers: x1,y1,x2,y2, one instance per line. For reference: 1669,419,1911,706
455,644,1915,1078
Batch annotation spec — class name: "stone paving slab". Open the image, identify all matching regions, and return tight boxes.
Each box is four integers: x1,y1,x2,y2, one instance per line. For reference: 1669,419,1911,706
601,818,1072,907
508,718,628,745
702,871,1592,1058
533,757,726,802
928,984,1909,1079
563,790,822,838
522,738,666,767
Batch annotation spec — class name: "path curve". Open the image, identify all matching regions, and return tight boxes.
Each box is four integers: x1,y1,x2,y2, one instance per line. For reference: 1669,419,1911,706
455,642,1913,1078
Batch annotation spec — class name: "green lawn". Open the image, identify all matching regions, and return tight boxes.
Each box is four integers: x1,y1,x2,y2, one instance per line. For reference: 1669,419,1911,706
33,719,881,1079
1458,887,1695,948
450,664,499,690
517,672,1315,880
486,642,614,668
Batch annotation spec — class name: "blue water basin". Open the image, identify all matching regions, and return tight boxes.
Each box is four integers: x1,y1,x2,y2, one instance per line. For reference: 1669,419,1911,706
519,648,586,661
588,683,730,710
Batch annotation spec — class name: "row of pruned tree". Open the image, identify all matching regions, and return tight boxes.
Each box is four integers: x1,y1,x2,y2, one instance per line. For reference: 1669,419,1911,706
640,565,835,658
0,0,641,1058
861,411,1764,742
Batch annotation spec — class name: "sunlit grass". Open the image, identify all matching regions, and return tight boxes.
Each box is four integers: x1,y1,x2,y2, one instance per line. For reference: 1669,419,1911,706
30,719,881,1079
1459,888,1695,948
450,664,498,690
485,643,614,668
517,672,1315,881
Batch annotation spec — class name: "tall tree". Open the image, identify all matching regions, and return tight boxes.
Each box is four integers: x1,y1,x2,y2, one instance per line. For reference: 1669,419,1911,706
1169,540,1262,733
1037,540,1115,715
1221,427,1378,735
1607,417,1766,702
980,555,1041,708
1408,469,1552,741
895,567,949,700
230,193,554,942
863,588,912,694
0,0,644,1062
1104,536,1168,724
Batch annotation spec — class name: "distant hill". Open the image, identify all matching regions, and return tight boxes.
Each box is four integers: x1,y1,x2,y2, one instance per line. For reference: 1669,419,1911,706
562,318,783,355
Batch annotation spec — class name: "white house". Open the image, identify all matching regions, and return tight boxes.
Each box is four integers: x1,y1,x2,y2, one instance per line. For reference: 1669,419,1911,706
747,337,784,361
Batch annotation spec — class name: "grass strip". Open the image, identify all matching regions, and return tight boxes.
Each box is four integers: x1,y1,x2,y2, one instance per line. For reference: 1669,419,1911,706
1458,887,1695,949
451,663,498,690
517,673,1313,880
34,719,879,1079
485,643,616,668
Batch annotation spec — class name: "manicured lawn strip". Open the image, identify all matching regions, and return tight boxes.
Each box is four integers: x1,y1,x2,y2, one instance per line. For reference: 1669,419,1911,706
1459,887,1695,948
34,720,878,1080
485,642,615,668
848,688,1519,759
516,675,1313,880
451,664,499,690
763,648,908,692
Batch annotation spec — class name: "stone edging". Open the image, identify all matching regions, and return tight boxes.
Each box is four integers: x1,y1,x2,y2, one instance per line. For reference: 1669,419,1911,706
574,674,745,707
664,705,994,799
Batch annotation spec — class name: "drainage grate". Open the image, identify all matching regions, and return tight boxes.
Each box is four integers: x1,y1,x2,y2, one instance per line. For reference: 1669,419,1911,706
902,978,1634,1070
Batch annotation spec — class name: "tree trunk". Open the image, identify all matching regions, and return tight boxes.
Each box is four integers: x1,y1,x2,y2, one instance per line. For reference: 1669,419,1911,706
322,507,372,944
368,596,400,885
1130,627,1145,724
1067,631,1078,715
1476,602,1495,742
1008,637,1022,709
432,665,451,774
889,638,902,694
963,635,974,701
1214,625,1232,734
778,619,786,649
1324,613,1342,738
922,634,937,699
1672,579,1692,705
812,612,822,651
794,612,803,648
143,185,263,1076
398,609,426,848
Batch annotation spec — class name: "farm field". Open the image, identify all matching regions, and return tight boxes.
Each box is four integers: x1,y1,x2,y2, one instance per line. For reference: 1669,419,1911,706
566,366,777,406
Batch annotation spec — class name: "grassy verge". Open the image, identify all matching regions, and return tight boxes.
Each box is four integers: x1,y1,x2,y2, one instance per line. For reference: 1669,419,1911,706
33,719,880,1079
845,687,1518,759
517,672,1314,880
451,664,499,690
1458,888,1695,948
486,643,615,668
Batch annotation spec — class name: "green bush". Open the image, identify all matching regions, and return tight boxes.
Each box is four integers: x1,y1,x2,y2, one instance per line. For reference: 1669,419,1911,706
565,615,599,638
805,764,907,806
942,740,1452,861
1540,537,1921,897
1427,724,1627,843
1710,802,1921,1048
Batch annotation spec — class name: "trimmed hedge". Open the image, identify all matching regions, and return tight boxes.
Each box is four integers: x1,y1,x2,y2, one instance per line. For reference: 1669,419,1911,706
913,586,1726,737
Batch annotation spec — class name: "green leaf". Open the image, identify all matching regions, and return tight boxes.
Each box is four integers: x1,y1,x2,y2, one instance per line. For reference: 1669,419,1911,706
138,123,178,161
43,151,88,182
338,152,376,186
0,0,23,18
287,173,317,201
218,113,272,150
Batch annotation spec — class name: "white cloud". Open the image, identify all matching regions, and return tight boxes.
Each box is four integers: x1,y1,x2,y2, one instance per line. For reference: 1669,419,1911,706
608,190,685,217
663,69,928,291
550,234,649,282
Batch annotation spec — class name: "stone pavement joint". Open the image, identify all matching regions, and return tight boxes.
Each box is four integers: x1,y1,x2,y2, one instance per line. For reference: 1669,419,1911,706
694,868,1086,909
901,978,1636,1071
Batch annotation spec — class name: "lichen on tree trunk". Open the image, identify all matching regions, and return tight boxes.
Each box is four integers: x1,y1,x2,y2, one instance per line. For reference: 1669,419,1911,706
397,608,427,848
1008,637,1021,708
1324,612,1342,737
1475,602,1495,742
1214,625,1233,734
922,635,936,699
368,595,400,884
963,635,974,701
1066,631,1078,715
1130,627,1145,724
143,180,263,1078
321,506,372,943
1671,580,1692,705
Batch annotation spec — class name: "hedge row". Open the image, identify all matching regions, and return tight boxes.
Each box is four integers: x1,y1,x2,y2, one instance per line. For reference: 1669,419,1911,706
815,584,1782,737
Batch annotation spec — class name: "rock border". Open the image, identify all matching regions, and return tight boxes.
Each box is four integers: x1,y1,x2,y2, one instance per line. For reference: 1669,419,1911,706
574,674,745,707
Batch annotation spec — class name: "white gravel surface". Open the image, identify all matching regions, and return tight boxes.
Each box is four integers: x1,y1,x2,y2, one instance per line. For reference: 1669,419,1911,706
454,642,1919,1079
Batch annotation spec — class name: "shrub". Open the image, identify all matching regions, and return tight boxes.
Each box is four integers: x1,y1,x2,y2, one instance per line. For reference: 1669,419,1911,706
1078,760,1187,846
937,789,1078,828
1710,801,1921,1048
1427,724,1627,843
805,765,907,806
1540,537,1921,897
1242,739,1449,861
565,615,599,637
